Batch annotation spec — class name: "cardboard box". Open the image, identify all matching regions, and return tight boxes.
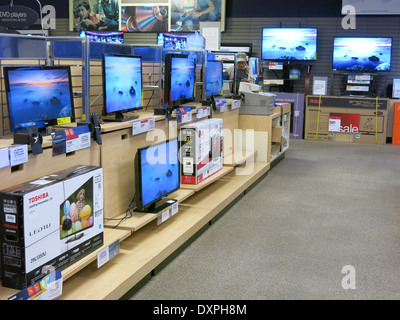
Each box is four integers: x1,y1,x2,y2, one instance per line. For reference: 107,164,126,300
208,118,223,176
305,95,388,145
179,119,223,184
274,102,291,116
0,165,104,290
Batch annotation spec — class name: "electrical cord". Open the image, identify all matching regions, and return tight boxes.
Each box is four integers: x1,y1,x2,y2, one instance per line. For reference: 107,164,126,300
104,195,136,229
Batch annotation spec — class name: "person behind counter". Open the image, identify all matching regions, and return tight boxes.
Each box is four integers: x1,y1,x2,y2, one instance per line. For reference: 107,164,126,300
226,52,250,93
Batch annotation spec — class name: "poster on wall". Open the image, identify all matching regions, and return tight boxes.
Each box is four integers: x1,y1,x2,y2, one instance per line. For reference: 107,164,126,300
121,5,169,32
342,0,400,15
70,0,120,32
169,0,225,32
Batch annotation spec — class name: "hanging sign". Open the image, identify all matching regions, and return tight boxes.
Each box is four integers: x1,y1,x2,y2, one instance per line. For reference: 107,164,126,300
0,5,39,29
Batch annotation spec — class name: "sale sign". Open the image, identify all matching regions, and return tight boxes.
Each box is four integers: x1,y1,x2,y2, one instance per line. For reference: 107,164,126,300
329,113,360,133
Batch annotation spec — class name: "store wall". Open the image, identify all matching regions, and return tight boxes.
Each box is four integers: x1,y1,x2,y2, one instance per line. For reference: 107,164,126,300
52,13,400,96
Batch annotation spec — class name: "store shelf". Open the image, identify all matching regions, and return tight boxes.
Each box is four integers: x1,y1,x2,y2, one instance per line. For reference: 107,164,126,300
103,189,195,231
180,166,235,192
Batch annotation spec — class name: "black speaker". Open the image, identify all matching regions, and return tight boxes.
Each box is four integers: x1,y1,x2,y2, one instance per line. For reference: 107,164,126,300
13,126,43,155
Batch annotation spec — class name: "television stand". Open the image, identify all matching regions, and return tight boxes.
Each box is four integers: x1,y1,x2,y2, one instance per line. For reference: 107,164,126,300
136,198,178,214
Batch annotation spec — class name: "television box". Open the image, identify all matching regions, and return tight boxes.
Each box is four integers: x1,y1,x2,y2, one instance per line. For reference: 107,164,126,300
0,165,103,290
180,119,223,185
208,119,223,176
304,95,388,145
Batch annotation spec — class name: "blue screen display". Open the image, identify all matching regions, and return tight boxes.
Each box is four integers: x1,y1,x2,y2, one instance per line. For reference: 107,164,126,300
262,28,317,61
333,37,392,72
5,67,74,132
206,61,223,97
140,139,179,207
103,55,142,114
170,57,195,102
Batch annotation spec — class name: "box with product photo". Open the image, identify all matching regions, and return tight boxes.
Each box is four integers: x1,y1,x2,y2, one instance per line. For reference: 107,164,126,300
208,118,223,176
180,120,211,185
0,165,104,290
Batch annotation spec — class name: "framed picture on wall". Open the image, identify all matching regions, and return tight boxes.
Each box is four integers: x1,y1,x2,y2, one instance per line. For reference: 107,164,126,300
121,5,169,32
70,0,120,32
169,0,225,32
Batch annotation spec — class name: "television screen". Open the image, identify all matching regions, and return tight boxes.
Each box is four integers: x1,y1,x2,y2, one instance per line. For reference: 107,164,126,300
135,138,180,211
333,37,392,72
60,177,94,241
157,33,191,49
205,60,223,97
261,28,317,61
170,56,195,102
102,54,142,120
79,30,124,44
4,66,75,133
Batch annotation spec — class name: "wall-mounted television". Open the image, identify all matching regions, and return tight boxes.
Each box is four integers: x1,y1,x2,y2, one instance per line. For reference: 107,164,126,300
134,138,180,212
164,53,195,106
3,66,75,133
60,177,94,243
261,28,317,61
157,32,205,50
102,54,142,122
79,30,124,44
205,60,223,98
333,37,392,72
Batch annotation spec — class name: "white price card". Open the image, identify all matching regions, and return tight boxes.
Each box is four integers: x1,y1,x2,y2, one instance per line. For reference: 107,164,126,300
158,207,171,225
0,147,10,169
97,240,120,269
231,100,241,110
196,106,211,119
9,144,28,166
132,117,155,136
329,116,341,132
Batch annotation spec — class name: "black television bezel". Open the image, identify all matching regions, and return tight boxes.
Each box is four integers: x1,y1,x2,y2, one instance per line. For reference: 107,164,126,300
3,65,76,133
205,60,223,98
164,53,196,106
102,53,143,119
261,27,318,62
332,36,393,72
134,138,180,212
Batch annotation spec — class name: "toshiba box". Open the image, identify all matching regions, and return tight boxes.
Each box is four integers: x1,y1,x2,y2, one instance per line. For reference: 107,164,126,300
0,165,104,290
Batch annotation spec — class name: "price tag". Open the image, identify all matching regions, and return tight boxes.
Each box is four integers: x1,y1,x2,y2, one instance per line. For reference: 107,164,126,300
215,99,228,112
97,240,120,269
196,106,211,119
0,147,10,169
158,207,171,225
329,116,341,132
52,125,91,156
132,117,155,136
231,100,241,110
56,117,72,125
9,144,28,166
175,107,192,124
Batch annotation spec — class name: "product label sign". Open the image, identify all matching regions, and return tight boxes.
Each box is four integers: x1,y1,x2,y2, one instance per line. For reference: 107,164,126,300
175,106,192,124
329,113,360,133
97,240,120,269
51,125,91,156
196,106,211,119
9,144,28,166
132,117,155,136
8,270,62,300
0,147,10,169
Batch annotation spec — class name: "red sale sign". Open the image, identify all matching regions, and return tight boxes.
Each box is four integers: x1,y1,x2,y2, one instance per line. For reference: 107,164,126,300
329,113,360,133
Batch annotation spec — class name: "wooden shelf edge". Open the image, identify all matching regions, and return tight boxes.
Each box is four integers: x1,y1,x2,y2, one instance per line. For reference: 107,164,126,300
180,166,235,191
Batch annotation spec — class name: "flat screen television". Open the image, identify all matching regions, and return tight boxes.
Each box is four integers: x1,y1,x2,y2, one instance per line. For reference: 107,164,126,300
164,53,195,106
249,57,260,82
333,37,392,72
261,28,317,61
79,30,124,44
157,33,191,49
3,66,75,133
134,138,180,212
60,177,94,243
102,54,142,121
205,60,223,98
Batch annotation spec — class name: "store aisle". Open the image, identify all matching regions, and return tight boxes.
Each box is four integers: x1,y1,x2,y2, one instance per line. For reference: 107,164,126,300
128,140,400,300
